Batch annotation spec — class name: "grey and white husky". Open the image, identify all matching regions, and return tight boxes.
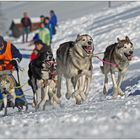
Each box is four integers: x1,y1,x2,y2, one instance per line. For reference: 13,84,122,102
100,36,134,97
0,74,16,116
56,34,94,104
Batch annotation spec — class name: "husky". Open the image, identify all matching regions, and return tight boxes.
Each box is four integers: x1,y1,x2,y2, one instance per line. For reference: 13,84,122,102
100,36,134,97
28,53,60,111
0,74,16,116
56,34,94,104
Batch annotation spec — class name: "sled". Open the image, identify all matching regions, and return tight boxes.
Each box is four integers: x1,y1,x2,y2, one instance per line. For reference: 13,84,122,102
0,60,28,115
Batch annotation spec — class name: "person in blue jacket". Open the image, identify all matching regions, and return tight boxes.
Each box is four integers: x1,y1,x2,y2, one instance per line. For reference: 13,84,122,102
49,10,58,35
44,17,53,43
33,33,40,42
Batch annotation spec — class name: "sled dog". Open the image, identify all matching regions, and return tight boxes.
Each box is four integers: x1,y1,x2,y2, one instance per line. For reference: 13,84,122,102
100,36,134,97
28,54,60,111
56,34,94,104
0,74,16,116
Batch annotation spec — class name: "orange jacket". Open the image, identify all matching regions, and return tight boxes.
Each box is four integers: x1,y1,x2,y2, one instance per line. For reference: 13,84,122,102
0,42,13,71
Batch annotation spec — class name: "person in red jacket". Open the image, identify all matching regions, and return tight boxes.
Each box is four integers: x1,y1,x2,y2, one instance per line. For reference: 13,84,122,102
29,40,42,62
30,49,38,62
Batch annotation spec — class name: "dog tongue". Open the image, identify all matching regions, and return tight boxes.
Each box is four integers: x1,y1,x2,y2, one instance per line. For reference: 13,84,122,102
128,55,133,61
87,46,93,53
88,46,93,50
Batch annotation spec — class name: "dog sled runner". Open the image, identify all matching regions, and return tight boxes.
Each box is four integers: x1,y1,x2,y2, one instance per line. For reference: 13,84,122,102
0,60,28,115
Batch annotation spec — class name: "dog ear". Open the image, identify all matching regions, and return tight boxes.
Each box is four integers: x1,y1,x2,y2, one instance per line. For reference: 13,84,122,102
77,34,80,38
117,37,120,42
125,36,130,42
76,34,81,42
117,37,123,49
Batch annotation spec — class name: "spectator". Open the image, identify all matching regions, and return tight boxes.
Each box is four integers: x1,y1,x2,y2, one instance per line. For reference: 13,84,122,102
33,33,39,42
44,17,53,42
21,12,32,43
29,38,40,62
40,15,45,23
28,39,53,80
29,33,40,46
38,22,50,46
49,10,58,35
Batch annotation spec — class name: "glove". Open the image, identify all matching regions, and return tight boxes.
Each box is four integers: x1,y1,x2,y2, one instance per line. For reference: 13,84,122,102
10,59,18,70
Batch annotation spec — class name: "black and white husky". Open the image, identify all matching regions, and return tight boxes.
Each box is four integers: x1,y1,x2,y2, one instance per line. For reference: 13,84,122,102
28,53,60,111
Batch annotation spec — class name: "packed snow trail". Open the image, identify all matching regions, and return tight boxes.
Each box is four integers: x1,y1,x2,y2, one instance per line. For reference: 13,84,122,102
0,1,140,138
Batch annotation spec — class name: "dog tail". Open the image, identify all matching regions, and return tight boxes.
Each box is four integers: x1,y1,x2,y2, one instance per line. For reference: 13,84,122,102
100,66,104,74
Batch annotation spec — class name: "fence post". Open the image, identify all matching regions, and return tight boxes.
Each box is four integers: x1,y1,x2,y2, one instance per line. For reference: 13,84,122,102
108,1,111,8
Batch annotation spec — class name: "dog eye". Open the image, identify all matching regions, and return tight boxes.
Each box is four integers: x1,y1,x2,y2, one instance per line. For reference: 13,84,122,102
82,39,85,41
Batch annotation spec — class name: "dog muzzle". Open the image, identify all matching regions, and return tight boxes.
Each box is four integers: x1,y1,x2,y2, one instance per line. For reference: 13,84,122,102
82,45,94,54
124,53,133,61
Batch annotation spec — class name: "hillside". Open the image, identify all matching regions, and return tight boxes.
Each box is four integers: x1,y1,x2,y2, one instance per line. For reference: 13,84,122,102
0,1,140,138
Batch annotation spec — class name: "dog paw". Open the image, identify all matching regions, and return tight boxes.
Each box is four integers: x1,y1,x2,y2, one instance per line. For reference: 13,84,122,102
10,102,15,108
75,95,82,105
32,102,35,108
4,108,7,116
57,93,61,98
35,104,39,112
25,104,28,111
17,106,23,112
80,92,86,101
112,88,118,97
103,87,108,95
118,89,125,96
76,100,82,105
53,95,61,104
65,93,71,100
43,105,46,111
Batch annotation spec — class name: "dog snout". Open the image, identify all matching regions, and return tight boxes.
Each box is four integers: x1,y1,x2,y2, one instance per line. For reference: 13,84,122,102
49,56,52,60
3,88,6,90
129,51,133,54
88,41,92,45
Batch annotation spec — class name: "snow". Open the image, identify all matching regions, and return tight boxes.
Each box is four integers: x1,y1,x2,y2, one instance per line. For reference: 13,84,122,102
0,1,140,139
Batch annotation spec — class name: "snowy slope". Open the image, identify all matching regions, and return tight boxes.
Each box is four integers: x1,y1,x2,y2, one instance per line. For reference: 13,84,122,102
0,1,140,138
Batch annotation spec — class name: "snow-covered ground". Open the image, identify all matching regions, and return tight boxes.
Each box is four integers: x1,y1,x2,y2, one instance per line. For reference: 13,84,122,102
0,1,140,138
